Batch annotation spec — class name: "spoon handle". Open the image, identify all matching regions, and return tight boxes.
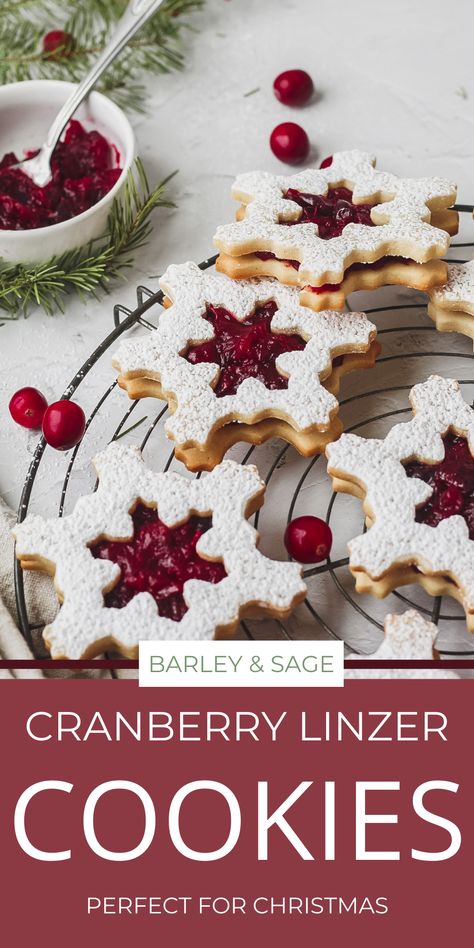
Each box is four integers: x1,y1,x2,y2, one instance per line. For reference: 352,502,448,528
42,0,166,156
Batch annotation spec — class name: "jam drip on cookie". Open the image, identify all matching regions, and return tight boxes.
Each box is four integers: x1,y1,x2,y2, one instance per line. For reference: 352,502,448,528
92,505,227,622
404,432,474,538
186,301,305,397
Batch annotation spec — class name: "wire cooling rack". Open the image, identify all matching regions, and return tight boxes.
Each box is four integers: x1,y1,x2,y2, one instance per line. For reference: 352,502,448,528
14,205,474,663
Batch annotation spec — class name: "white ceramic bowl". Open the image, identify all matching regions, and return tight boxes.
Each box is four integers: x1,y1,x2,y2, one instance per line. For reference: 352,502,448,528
0,80,135,264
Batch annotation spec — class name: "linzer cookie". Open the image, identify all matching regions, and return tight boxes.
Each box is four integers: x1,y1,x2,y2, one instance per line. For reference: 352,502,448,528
113,262,378,471
326,376,474,630
214,150,457,311
428,258,474,346
13,443,306,659
345,610,458,679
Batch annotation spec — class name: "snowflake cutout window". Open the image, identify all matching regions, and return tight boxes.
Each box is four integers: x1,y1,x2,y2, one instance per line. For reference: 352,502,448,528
113,261,377,469
214,150,457,286
346,609,458,679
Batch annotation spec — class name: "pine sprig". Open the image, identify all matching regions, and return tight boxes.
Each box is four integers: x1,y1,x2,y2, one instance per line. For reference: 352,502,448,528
0,158,175,318
0,0,204,112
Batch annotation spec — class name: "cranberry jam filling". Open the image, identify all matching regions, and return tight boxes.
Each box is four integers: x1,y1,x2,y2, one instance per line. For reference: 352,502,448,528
404,433,474,538
186,301,305,397
0,119,121,230
253,252,411,293
91,505,227,623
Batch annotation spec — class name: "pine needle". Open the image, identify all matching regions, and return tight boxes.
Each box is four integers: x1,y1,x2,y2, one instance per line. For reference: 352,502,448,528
0,158,176,317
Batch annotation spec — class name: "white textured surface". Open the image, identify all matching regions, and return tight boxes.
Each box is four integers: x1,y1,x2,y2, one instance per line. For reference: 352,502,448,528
0,0,473,654
214,150,456,283
327,377,474,612
13,445,305,658
113,261,375,445
345,609,459,678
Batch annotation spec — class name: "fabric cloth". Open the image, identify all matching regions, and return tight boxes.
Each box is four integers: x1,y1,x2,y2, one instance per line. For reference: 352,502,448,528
0,497,46,678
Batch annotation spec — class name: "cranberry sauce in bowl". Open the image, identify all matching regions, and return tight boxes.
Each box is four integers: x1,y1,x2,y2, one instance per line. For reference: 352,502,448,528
0,119,121,230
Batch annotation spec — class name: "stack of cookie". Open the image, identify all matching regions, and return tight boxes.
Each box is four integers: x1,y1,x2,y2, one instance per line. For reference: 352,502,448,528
113,148,458,472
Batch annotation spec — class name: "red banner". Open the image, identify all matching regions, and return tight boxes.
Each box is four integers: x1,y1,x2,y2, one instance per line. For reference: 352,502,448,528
0,680,471,946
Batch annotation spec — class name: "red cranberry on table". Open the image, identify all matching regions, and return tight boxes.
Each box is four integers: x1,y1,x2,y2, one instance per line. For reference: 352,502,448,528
284,515,333,564
270,122,310,165
9,387,48,430
42,30,74,58
320,155,333,169
273,70,314,107
42,400,86,451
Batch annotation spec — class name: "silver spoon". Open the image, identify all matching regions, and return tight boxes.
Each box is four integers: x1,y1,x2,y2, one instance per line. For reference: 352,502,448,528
14,0,166,188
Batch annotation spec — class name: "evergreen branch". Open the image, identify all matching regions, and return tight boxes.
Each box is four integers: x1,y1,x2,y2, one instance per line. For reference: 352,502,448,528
0,158,175,318
0,0,204,109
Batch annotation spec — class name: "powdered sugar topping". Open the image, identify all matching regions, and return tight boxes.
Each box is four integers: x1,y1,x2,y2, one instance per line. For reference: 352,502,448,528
429,258,474,312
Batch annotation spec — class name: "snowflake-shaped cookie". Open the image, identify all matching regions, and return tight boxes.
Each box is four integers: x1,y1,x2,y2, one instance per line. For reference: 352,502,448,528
113,262,377,470
326,376,474,630
218,252,449,313
428,258,474,346
345,610,458,679
214,150,456,286
13,443,306,659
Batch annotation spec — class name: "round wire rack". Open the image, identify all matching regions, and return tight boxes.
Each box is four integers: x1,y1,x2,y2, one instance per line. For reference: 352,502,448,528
14,204,474,663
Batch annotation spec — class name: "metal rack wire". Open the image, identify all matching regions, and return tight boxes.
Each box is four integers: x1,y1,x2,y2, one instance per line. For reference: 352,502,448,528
14,207,474,662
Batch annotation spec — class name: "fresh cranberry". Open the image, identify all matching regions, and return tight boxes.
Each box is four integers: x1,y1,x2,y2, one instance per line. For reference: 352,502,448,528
273,70,314,106
404,433,474,538
270,123,310,165
186,301,305,397
319,155,333,169
92,506,227,622
0,119,121,230
42,30,74,58
9,387,48,429
284,516,333,564
42,400,86,451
